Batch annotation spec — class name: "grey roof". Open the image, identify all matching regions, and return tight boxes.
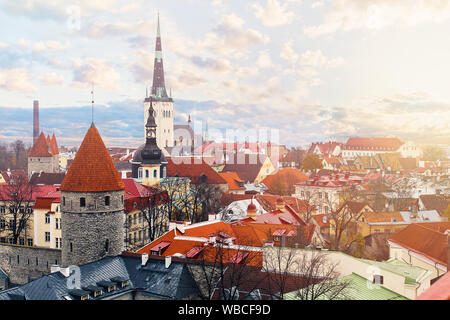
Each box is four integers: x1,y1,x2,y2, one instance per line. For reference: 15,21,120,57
0,255,201,300
0,268,8,280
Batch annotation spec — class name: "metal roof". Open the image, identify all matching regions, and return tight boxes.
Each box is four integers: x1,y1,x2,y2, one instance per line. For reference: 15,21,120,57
0,255,201,300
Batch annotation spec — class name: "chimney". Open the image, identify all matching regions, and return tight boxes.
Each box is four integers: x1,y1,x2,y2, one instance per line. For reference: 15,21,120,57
141,253,149,266
50,265,60,274
165,255,172,269
59,266,71,278
247,201,257,219
276,197,285,211
33,100,39,145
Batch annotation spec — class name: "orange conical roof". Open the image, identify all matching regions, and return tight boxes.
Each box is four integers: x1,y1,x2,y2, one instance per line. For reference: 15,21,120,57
50,133,59,155
61,123,125,192
28,132,52,157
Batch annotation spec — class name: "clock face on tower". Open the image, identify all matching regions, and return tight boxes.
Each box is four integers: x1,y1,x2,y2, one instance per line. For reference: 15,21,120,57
147,130,155,138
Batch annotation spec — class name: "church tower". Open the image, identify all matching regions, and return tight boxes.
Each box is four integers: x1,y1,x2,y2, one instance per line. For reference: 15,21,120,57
144,13,174,150
60,123,125,266
141,101,163,187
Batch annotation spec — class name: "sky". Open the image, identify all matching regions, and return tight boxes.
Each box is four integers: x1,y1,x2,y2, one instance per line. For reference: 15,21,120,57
0,0,449,148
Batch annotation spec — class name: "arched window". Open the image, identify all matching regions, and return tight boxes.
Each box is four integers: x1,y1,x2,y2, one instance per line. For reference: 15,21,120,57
153,170,157,178
80,198,86,207
105,196,110,206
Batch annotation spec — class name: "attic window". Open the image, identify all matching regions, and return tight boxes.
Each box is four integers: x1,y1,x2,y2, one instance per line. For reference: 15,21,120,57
373,275,384,285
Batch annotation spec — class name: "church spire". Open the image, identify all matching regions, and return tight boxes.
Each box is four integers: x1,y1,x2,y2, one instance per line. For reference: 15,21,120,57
151,13,169,100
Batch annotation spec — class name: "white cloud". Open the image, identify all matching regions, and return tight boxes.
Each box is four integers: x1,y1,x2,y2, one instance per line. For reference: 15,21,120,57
0,68,36,92
256,50,273,68
203,13,270,56
299,50,344,68
72,57,120,91
40,72,64,86
252,0,296,26
304,0,450,37
280,41,299,63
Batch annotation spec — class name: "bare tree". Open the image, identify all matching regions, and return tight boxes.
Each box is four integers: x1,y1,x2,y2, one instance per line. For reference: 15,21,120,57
141,188,169,243
0,173,34,244
263,247,352,300
187,231,264,300
323,186,367,252
186,182,224,224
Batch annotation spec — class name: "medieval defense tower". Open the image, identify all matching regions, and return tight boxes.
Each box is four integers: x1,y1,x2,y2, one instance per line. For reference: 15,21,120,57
60,123,125,266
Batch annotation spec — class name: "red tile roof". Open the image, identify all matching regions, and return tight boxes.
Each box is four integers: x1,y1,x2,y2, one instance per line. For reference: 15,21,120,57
389,222,450,266
33,197,58,210
28,132,52,157
218,171,244,190
60,124,125,192
416,271,450,300
344,137,403,151
50,133,59,155
261,168,308,195
166,157,227,184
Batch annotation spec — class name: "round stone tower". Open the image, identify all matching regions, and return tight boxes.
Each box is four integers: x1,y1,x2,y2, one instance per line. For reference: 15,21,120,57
60,123,125,266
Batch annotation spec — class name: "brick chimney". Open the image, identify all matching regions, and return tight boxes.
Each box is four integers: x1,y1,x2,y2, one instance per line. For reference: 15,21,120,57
33,100,39,144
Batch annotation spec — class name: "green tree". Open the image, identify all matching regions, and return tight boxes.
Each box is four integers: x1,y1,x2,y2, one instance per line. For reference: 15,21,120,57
301,154,323,172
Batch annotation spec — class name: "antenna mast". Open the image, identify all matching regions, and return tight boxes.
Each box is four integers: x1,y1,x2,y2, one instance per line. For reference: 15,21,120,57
91,83,95,123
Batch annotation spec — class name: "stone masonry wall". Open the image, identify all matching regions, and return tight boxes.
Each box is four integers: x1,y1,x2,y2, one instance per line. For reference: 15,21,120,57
61,190,124,267
0,244,61,284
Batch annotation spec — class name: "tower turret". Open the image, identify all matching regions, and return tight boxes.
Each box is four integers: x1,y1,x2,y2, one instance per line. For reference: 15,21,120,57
60,123,125,266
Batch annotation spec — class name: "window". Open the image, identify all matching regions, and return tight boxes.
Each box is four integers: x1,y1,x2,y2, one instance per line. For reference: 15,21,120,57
146,170,149,178
19,238,24,246
9,219,14,229
45,232,50,242
105,239,109,253
128,215,132,227
0,219,5,229
0,206,5,213
62,197,66,206
45,214,50,224
133,214,136,225
55,218,60,230
373,275,384,285
138,212,142,224
153,170,157,178
138,230,142,241
105,196,110,206
138,167,143,179
27,238,33,247
80,197,86,207
70,242,73,252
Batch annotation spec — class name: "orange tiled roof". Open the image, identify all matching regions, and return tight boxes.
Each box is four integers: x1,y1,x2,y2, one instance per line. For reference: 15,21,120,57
261,168,308,195
50,133,59,155
28,132,52,157
166,157,227,184
389,222,450,266
60,123,125,192
362,211,405,224
219,172,244,190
